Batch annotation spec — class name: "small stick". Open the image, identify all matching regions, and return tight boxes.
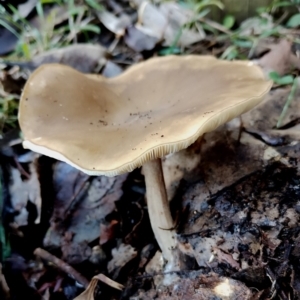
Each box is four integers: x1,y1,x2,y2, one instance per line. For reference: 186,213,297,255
13,155,31,180
34,248,89,288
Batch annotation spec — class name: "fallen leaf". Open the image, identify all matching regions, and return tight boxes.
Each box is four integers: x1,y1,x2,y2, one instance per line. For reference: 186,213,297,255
242,87,300,130
74,274,124,300
124,26,158,52
145,250,164,275
107,243,137,279
61,232,92,265
9,159,42,226
3,44,107,73
97,11,131,36
214,248,241,271
255,39,300,76
18,0,38,18
136,1,205,47
144,250,167,287
239,15,275,36
102,61,123,78
99,220,119,245
287,13,300,28
44,162,127,263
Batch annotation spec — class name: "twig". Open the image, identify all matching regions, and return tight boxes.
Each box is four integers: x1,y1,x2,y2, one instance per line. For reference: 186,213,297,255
108,37,120,54
201,18,233,35
13,155,31,180
274,11,289,26
134,269,194,279
34,248,89,288
63,176,91,218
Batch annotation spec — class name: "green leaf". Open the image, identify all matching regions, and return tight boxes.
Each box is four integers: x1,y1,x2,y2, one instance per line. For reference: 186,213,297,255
158,26,183,56
233,39,252,48
195,0,224,12
20,43,31,59
256,6,268,14
159,47,181,56
287,13,300,28
36,2,45,23
85,0,103,11
80,24,100,34
196,8,211,19
68,6,85,16
277,76,294,85
259,27,281,38
269,71,294,85
268,71,280,80
0,19,20,38
220,45,238,60
223,15,235,29
40,0,63,3
277,77,299,128
272,1,293,8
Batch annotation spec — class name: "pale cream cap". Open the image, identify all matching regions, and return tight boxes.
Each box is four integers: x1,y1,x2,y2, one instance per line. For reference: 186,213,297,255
19,55,272,176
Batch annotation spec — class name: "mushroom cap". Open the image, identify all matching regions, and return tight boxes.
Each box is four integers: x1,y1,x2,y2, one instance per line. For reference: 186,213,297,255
19,55,272,176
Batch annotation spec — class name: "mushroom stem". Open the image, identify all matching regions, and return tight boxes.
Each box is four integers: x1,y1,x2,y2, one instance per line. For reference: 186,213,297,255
143,158,178,269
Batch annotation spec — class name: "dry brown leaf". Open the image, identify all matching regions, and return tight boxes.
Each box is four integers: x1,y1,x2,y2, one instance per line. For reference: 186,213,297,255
214,248,241,271
256,39,300,76
74,274,124,300
243,87,300,130
99,220,119,245
190,231,243,268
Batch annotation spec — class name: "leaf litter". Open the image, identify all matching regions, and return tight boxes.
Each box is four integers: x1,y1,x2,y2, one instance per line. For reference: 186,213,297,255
255,39,300,76
1,44,108,73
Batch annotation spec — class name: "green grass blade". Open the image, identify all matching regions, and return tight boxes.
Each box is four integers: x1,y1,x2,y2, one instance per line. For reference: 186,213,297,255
277,77,299,128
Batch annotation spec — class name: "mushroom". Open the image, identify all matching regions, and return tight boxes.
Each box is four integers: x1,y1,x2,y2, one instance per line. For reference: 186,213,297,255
18,55,272,270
